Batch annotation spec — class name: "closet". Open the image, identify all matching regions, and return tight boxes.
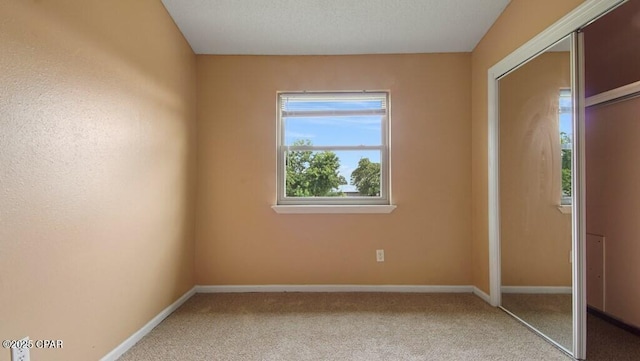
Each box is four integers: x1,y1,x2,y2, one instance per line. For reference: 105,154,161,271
583,0,640,335
487,0,640,359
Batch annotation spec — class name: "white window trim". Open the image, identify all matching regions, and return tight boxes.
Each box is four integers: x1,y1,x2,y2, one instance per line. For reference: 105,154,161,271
274,91,393,211
557,205,572,214
271,205,396,214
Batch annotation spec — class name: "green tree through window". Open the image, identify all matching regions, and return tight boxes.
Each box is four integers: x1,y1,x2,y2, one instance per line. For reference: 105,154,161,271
286,140,346,197
561,131,572,198
351,158,381,196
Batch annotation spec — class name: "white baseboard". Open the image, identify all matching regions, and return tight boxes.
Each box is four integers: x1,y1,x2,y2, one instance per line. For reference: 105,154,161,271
473,287,492,304
501,286,572,294
100,286,196,361
196,284,475,294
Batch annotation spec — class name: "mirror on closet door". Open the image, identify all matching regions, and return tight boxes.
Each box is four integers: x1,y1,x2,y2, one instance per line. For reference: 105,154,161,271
498,34,574,353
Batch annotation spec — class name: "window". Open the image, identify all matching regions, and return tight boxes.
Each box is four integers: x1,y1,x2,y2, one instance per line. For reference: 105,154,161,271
276,92,390,206
559,89,572,205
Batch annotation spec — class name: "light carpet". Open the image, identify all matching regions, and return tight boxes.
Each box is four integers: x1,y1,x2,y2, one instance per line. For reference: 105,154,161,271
118,293,571,360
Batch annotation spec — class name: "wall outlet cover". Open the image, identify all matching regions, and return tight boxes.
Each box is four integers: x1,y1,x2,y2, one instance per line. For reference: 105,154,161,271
11,337,30,361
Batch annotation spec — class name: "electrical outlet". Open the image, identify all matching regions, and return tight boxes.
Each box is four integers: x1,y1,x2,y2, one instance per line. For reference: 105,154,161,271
11,337,30,361
376,249,384,262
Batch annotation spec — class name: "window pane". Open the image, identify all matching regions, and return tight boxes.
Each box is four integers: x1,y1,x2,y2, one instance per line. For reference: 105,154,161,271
278,92,390,205
284,116,382,146
559,89,572,201
285,150,382,198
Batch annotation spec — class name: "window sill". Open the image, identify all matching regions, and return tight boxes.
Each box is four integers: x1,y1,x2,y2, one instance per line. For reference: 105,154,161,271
557,205,572,214
271,205,397,214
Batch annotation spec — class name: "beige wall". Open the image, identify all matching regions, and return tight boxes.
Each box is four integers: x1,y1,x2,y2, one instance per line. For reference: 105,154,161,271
499,52,572,287
470,0,585,293
196,54,472,286
586,97,640,328
0,1,196,360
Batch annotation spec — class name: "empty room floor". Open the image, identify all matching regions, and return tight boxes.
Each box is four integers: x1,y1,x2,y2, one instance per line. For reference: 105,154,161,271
118,293,571,361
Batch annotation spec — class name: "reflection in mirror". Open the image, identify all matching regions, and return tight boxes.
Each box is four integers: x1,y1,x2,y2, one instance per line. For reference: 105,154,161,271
498,35,573,352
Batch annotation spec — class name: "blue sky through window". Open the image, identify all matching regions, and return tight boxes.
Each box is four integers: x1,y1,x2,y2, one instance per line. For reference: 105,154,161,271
285,116,381,146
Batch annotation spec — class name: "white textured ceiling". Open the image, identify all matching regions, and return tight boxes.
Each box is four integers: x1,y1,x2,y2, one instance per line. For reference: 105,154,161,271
161,0,511,55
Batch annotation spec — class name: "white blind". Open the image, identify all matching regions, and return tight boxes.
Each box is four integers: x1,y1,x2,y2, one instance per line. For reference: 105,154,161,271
280,92,388,117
